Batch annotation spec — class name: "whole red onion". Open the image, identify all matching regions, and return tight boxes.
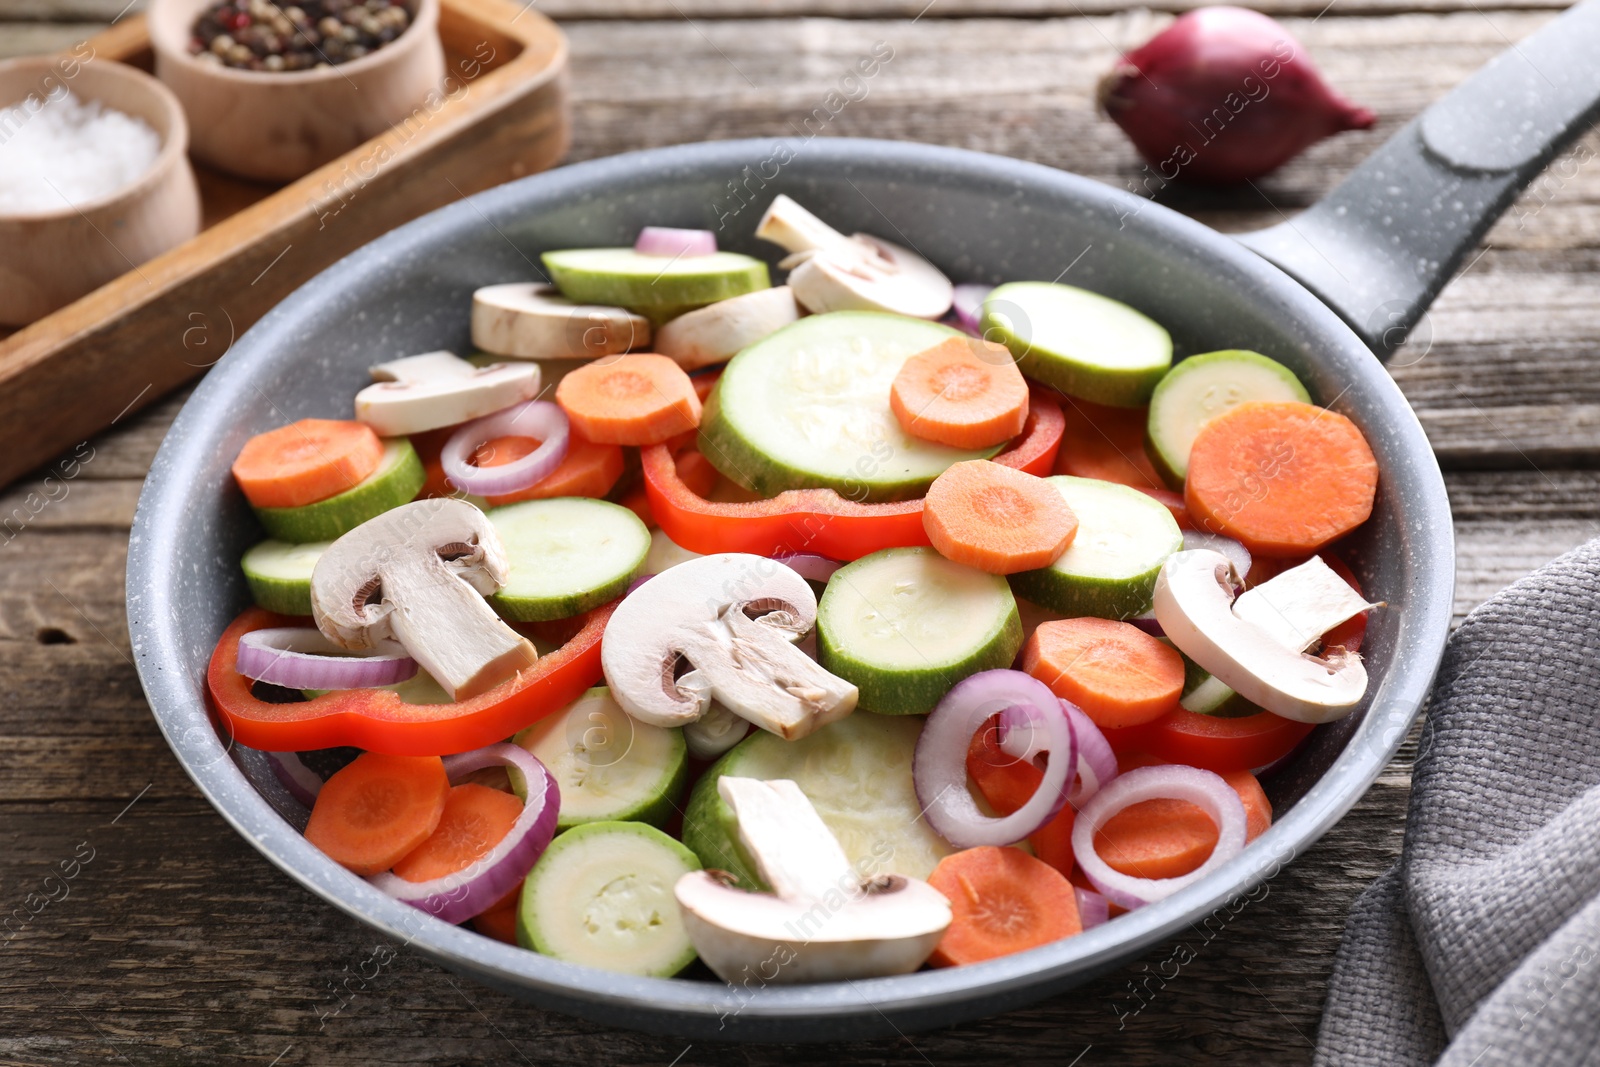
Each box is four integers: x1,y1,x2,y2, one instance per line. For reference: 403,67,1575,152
1099,6,1375,184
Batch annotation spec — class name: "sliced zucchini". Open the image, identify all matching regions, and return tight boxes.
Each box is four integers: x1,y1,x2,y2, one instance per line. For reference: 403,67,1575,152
817,547,1021,715
698,312,998,501
981,281,1172,407
680,712,953,890
541,248,769,316
252,437,424,544
241,539,329,616
1146,350,1311,486
516,821,700,977
489,497,650,622
1008,476,1183,620
512,687,687,829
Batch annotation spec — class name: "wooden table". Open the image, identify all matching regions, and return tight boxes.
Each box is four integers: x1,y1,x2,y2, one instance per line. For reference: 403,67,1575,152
3,2,1597,1062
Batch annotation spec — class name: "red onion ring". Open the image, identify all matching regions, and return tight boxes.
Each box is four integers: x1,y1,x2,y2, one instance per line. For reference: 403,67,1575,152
368,743,559,924
952,283,992,335
913,670,1076,848
1128,611,1164,638
773,553,842,584
1075,886,1111,930
237,627,416,690
1071,764,1247,910
999,699,1116,807
267,750,323,807
441,400,569,498
635,226,717,258
1182,529,1251,581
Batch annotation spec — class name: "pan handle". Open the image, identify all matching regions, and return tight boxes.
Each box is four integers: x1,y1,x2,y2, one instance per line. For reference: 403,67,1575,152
1235,0,1600,359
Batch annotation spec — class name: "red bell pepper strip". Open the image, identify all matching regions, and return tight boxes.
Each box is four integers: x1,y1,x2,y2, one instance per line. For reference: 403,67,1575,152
207,602,613,756
642,390,1064,560
1104,708,1315,774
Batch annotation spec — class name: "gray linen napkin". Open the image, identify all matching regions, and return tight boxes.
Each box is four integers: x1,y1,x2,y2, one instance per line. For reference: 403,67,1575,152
1316,537,1600,1066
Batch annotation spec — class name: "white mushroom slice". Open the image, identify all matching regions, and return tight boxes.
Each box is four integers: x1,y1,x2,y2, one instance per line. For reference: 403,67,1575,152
674,777,951,983
354,351,539,436
600,552,857,740
653,286,801,371
1153,549,1368,724
470,282,650,360
755,195,953,320
1232,555,1377,653
310,497,538,701
682,701,752,761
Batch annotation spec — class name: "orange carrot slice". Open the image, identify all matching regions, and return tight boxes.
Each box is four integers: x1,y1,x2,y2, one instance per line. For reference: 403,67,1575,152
1094,754,1270,880
392,782,523,883
555,354,702,446
927,846,1081,966
890,337,1029,449
471,899,521,944
1021,617,1184,729
1053,398,1164,491
479,432,626,507
922,460,1077,574
231,418,384,509
303,753,450,876
1185,400,1378,557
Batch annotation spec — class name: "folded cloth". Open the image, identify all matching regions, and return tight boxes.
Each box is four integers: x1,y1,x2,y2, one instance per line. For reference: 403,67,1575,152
1316,538,1600,1066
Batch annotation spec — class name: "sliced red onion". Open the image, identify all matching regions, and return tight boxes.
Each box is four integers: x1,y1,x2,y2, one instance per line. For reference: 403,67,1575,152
635,226,717,258
1075,886,1111,930
237,627,416,690
1128,610,1164,637
952,283,992,335
1060,701,1118,807
625,573,654,596
914,670,1076,849
267,750,324,807
773,553,842,584
441,400,569,498
1072,764,1247,910
368,743,559,924
1183,530,1251,581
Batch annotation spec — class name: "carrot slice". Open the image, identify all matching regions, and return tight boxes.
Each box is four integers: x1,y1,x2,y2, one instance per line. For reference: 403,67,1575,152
1053,398,1164,491
303,753,451,876
923,460,1078,574
1185,400,1378,557
471,899,521,944
890,337,1029,449
966,715,1077,877
478,432,626,507
555,354,702,446
927,846,1081,966
1022,617,1185,729
231,418,384,509
392,782,524,883
1094,753,1270,881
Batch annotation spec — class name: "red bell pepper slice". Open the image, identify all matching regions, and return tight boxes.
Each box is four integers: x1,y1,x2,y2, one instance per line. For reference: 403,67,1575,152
642,389,1064,560
207,602,613,756
1118,709,1316,775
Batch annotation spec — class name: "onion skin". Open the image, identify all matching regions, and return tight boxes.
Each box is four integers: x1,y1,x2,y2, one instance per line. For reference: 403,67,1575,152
1099,6,1375,184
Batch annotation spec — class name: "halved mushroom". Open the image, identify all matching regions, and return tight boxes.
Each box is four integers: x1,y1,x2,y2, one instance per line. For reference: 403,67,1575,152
755,195,953,320
354,351,540,437
601,552,857,740
1153,549,1368,724
1232,555,1377,653
674,777,952,984
653,286,801,371
310,497,538,701
681,700,753,760
471,282,651,360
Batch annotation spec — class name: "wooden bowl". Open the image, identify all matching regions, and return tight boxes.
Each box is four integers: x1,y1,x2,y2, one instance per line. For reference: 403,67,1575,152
149,0,447,183
0,55,201,327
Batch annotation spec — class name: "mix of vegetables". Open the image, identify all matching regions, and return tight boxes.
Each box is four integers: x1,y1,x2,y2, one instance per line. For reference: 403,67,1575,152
210,194,1380,983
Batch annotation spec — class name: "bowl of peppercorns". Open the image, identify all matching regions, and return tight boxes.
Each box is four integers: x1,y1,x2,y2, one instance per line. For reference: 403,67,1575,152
149,0,445,182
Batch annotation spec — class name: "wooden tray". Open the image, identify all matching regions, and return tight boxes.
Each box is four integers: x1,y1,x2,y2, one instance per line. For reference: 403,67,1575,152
0,0,568,490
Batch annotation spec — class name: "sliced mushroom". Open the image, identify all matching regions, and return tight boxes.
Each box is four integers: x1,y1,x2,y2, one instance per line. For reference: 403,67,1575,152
471,282,651,360
653,286,801,371
1232,555,1377,653
682,701,752,760
755,195,953,320
310,497,538,701
600,552,857,740
1153,549,1367,724
674,777,952,983
354,351,540,437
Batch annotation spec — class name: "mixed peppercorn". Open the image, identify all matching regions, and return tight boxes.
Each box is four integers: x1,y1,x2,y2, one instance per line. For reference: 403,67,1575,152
188,0,414,72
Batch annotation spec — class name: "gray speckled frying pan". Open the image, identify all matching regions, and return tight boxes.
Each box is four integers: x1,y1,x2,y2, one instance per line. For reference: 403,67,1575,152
127,2,1600,1040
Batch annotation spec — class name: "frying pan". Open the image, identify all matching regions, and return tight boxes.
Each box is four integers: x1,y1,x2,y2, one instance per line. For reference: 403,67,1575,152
127,1,1600,1040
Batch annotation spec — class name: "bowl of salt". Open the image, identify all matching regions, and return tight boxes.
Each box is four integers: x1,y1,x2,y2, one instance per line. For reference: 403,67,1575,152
0,53,201,326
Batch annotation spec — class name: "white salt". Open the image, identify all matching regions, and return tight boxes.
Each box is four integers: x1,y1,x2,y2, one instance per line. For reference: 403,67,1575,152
0,88,162,214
